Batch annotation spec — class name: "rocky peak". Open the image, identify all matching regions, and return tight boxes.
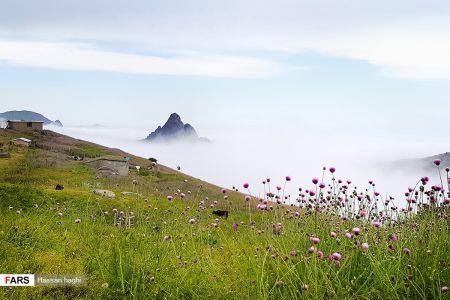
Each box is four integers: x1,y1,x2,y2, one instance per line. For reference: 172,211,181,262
52,120,63,127
161,113,185,133
145,113,206,142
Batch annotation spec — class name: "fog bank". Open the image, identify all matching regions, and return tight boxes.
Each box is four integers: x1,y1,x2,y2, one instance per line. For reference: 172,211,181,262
49,124,450,208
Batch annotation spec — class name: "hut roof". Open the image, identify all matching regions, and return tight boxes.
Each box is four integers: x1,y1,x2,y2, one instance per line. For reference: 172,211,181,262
7,120,44,123
84,155,129,164
11,137,32,143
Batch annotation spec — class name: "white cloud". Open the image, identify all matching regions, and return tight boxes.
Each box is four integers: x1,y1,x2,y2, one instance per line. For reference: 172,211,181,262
0,40,279,78
293,19,450,80
0,1,450,80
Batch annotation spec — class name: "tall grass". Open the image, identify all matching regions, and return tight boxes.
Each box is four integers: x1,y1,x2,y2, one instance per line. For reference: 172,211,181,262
0,141,448,299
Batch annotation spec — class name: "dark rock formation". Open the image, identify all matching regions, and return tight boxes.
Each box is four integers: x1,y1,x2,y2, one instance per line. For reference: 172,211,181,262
212,210,229,218
145,113,208,142
52,120,63,127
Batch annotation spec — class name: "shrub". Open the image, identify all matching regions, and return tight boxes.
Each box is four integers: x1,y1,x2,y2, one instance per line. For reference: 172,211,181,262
65,144,105,158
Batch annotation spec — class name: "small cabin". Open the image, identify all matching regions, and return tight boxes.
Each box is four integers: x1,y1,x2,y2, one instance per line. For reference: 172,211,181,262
6,120,44,131
10,137,32,147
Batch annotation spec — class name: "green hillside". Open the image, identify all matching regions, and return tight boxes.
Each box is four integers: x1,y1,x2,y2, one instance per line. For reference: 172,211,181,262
0,129,448,299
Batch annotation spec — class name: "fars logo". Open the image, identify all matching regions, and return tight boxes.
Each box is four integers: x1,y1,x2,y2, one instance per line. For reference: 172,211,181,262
0,274,35,286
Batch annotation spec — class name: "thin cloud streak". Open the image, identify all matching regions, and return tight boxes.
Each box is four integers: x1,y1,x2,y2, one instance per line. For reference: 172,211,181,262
0,40,279,78
1,1,450,80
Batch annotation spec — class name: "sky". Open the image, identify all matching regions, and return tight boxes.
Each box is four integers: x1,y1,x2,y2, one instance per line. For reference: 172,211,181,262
1,0,450,204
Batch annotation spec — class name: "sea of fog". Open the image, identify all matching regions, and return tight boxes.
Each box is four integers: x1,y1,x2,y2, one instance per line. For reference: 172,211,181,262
48,124,450,208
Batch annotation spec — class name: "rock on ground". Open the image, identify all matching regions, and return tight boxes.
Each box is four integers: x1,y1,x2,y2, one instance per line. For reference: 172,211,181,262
93,189,116,198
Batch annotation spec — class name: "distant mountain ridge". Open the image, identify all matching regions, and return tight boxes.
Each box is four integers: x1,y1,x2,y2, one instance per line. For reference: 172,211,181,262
145,113,209,142
386,152,450,172
422,152,450,169
0,110,63,127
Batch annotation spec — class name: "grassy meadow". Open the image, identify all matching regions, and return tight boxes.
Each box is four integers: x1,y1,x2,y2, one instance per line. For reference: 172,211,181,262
0,130,448,299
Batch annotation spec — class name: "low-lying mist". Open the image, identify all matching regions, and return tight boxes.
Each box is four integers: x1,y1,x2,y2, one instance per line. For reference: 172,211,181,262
49,124,450,208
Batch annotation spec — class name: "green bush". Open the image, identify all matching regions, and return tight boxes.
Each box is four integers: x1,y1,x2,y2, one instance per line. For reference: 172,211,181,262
65,144,105,158
138,170,150,176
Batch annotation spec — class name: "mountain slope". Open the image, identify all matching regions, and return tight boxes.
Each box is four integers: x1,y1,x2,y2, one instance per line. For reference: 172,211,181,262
0,110,63,126
0,129,447,300
385,152,450,173
0,128,243,208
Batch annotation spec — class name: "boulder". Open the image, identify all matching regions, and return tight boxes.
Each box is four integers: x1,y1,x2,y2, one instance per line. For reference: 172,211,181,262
0,152,10,158
212,210,229,218
93,189,116,198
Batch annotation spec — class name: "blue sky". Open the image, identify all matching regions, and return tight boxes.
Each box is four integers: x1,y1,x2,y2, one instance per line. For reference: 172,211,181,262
0,0,449,137
0,53,448,139
2,0,450,200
